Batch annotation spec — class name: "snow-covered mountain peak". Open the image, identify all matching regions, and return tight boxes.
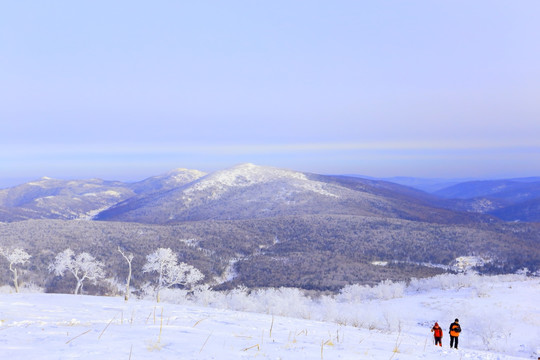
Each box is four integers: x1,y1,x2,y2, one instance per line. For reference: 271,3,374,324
169,167,206,175
124,168,207,198
26,177,59,187
184,163,338,198
133,168,206,189
207,163,306,185
166,168,206,184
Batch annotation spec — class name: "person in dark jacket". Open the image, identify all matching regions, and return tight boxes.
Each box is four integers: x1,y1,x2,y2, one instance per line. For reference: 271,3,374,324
449,319,461,349
431,322,443,346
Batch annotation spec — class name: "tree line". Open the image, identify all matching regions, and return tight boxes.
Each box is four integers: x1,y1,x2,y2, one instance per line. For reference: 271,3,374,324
0,246,203,302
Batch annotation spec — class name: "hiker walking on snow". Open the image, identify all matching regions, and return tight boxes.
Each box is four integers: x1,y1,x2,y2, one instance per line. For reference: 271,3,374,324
449,318,461,349
431,322,443,346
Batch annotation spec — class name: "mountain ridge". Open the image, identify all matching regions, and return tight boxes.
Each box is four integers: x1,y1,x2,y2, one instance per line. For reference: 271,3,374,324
95,163,499,225
0,164,539,292
1,164,538,223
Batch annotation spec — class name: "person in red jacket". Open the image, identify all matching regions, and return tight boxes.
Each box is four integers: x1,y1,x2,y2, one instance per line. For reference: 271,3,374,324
431,322,443,346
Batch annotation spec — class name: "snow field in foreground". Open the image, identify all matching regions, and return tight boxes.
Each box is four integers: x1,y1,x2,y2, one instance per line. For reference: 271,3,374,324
0,277,539,359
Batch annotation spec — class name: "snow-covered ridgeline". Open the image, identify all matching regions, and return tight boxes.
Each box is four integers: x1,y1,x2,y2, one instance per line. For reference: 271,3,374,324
145,168,206,188
183,163,339,199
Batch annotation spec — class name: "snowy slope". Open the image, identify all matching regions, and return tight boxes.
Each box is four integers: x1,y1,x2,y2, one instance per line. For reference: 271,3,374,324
184,163,339,199
0,169,206,222
1,276,538,359
0,177,136,221
129,168,206,194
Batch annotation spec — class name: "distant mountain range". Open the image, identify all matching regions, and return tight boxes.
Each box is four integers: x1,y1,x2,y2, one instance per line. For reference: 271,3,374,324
0,164,539,293
2,164,539,223
0,169,205,222
349,174,540,223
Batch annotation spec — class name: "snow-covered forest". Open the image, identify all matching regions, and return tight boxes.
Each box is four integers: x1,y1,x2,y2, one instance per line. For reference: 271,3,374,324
1,273,539,359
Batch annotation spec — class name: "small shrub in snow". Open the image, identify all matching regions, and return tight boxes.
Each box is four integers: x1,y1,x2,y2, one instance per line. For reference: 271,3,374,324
0,285,15,294
382,309,402,332
374,280,405,300
225,286,257,312
337,283,371,303
138,282,157,301
191,284,224,306
337,280,405,303
19,282,45,293
102,277,124,297
143,248,204,303
159,288,190,304
352,305,381,330
318,295,339,322
251,288,311,319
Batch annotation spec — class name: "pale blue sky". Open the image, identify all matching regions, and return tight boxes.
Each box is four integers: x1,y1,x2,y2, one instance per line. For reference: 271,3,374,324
1,1,539,186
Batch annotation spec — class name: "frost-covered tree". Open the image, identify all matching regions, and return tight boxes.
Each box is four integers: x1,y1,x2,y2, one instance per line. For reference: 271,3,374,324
143,248,204,302
0,248,31,293
117,246,133,301
48,249,105,295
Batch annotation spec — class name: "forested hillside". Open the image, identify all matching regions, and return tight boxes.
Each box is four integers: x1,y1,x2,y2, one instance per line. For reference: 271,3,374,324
1,217,538,293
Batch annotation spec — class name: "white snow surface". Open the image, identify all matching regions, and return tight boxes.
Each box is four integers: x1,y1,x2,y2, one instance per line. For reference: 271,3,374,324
169,169,206,183
1,276,539,359
184,163,338,199
26,178,53,187
82,190,123,197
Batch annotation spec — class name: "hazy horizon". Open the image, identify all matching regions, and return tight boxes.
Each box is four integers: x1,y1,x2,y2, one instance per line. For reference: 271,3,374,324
2,162,537,190
2,1,539,184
